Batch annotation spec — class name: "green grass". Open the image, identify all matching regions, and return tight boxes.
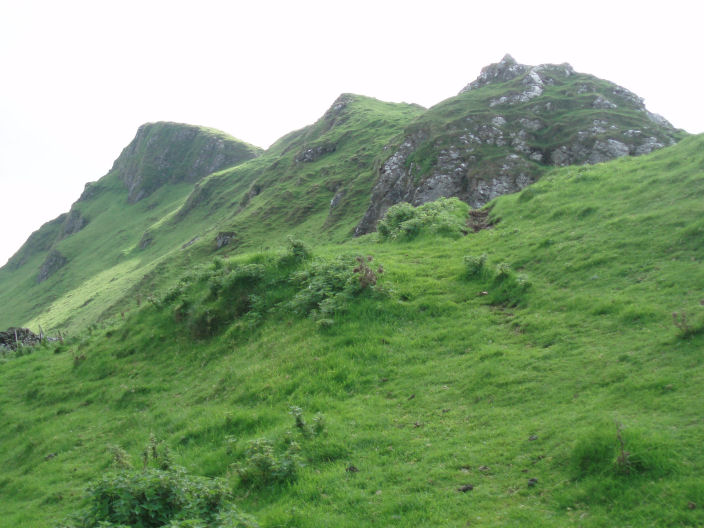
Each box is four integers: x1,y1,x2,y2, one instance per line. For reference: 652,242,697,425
0,97,424,337
1,135,704,526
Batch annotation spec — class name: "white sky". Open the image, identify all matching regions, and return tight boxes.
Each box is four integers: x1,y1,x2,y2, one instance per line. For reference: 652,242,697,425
1,0,703,267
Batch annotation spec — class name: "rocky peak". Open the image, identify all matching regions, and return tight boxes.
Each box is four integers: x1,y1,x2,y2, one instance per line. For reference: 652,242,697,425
111,122,262,204
355,56,683,236
460,55,575,95
323,93,355,121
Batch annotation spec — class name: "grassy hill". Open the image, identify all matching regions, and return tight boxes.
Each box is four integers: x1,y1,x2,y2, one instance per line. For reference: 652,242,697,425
1,134,703,527
0,97,423,336
0,123,262,333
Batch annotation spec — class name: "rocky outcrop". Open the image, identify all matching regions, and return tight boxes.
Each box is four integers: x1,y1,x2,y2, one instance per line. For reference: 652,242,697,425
295,143,336,163
215,231,237,249
37,249,67,283
111,122,262,203
355,55,682,235
59,209,88,240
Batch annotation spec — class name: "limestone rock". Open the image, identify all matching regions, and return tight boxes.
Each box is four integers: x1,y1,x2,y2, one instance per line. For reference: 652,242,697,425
295,143,336,163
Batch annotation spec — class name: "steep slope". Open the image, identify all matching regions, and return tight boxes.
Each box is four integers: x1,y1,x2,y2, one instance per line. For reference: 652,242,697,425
0,98,422,334
167,94,425,245
0,123,261,331
355,54,685,234
1,135,703,527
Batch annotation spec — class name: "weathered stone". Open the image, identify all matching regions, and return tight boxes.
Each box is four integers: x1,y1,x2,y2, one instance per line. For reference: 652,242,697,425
295,143,336,163
215,231,237,249
38,249,67,283
589,139,630,163
0,327,41,351
138,231,154,250
330,189,346,209
354,55,681,235
111,122,261,203
59,209,88,240
77,181,99,201
635,137,665,155
593,96,617,109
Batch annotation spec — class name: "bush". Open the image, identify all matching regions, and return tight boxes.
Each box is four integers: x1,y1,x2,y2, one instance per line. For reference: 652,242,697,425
487,263,531,306
287,255,384,322
59,437,257,528
278,237,312,267
464,254,488,279
377,198,470,241
234,438,300,488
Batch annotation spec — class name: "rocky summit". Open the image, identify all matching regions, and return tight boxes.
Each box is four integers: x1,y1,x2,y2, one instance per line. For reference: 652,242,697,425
354,54,683,235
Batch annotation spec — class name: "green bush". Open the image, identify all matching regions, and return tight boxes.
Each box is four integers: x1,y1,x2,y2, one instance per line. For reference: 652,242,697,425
377,198,469,241
463,254,488,279
287,255,383,322
234,438,300,488
278,236,312,267
58,437,257,528
487,262,531,306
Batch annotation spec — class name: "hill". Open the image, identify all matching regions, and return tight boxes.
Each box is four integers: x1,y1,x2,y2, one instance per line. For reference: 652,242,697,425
0,57,702,527
0,123,262,332
0,57,683,336
355,54,684,234
1,132,703,526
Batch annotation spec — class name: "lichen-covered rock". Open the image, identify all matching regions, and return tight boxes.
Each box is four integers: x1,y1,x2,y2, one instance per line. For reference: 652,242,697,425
37,249,67,283
355,55,683,235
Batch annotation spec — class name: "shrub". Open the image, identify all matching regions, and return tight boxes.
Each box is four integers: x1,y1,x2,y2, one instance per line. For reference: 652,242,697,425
278,236,312,267
234,438,300,488
487,263,531,306
288,255,384,322
672,311,704,339
59,438,257,528
377,198,470,241
464,254,488,279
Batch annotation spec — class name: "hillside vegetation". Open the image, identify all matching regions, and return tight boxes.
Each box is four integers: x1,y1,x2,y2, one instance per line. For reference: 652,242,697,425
0,97,423,335
1,134,703,526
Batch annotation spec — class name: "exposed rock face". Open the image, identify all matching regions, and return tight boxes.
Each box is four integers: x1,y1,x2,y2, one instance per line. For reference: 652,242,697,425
215,231,237,249
295,143,336,163
37,249,67,283
111,122,262,203
59,209,88,240
355,55,682,235
138,231,154,250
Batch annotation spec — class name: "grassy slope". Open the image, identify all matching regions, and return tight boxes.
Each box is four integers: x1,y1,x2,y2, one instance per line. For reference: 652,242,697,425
167,94,426,247
0,125,261,334
1,135,703,527
0,97,422,336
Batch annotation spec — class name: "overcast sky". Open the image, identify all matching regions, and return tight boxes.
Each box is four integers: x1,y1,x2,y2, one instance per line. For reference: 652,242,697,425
1,0,703,267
